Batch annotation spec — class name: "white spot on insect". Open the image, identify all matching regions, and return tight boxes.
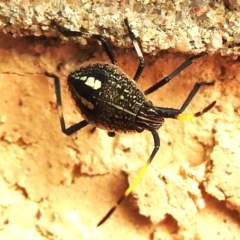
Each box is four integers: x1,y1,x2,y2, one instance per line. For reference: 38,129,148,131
80,76,87,81
74,76,80,79
93,79,101,90
80,97,94,110
85,77,95,86
120,95,124,100
85,77,101,90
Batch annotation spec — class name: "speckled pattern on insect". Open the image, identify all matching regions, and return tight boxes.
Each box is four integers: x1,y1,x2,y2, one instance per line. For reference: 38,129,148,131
68,62,149,132
45,18,216,227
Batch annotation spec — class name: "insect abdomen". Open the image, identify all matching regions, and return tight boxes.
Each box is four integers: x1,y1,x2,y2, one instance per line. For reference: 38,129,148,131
68,62,146,132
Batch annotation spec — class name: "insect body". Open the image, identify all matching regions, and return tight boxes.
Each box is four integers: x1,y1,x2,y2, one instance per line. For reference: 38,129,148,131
45,19,216,226
68,62,152,132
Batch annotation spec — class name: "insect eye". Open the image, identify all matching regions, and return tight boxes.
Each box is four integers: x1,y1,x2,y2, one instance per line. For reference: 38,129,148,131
144,101,153,108
136,126,144,133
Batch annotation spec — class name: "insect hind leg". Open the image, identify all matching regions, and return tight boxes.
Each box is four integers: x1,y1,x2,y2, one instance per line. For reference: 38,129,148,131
52,20,117,65
97,130,160,226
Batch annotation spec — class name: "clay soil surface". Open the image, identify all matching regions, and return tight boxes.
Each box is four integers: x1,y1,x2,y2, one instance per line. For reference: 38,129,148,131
0,32,240,239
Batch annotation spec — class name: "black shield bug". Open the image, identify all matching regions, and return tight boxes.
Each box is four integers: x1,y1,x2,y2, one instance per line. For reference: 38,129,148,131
45,19,216,226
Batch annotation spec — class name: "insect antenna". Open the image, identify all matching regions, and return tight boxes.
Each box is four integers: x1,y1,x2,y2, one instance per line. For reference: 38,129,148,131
176,101,216,120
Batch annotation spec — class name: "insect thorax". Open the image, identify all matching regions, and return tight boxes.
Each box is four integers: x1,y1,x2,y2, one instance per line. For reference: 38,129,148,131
67,62,146,132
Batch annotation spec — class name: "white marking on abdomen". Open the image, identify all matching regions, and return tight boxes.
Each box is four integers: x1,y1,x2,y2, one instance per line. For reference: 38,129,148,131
85,77,102,90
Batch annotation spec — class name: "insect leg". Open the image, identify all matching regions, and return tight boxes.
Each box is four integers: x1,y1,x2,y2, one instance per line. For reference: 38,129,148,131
107,132,115,137
124,18,145,82
144,53,206,95
97,130,160,226
45,72,89,135
89,127,97,134
52,20,117,65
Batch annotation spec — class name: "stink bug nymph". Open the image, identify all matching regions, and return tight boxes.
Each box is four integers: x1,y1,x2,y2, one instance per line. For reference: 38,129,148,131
45,19,216,226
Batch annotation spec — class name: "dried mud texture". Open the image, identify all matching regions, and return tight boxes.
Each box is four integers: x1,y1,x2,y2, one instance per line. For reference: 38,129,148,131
0,30,240,240
0,0,240,55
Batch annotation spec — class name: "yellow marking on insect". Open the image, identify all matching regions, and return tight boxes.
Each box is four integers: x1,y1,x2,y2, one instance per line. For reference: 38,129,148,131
176,114,195,120
80,97,94,110
97,156,152,227
176,101,216,121
120,95,124,100
85,77,102,89
125,163,148,196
